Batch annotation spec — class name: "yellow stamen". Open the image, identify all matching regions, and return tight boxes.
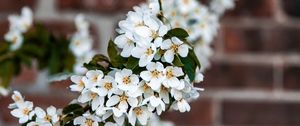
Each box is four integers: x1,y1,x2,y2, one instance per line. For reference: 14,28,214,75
85,119,93,126
134,107,143,116
104,82,113,90
44,115,51,122
122,76,131,85
120,94,128,102
23,108,30,115
166,70,174,79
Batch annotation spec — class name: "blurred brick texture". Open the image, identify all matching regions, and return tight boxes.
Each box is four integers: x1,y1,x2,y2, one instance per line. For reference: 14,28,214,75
1,0,300,126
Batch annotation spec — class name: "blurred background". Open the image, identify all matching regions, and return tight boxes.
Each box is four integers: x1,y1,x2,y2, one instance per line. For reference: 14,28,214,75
1,0,300,126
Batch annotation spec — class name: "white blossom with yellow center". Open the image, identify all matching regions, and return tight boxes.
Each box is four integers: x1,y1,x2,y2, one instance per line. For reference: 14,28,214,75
34,106,59,125
140,62,165,90
128,106,151,126
132,43,157,67
91,75,118,97
10,101,35,123
106,90,139,112
70,75,85,92
115,69,139,92
4,30,24,51
161,37,189,63
74,113,101,126
162,66,184,89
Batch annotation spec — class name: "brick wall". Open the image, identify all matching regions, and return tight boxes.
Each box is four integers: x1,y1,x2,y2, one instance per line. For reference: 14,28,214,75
1,0,300,126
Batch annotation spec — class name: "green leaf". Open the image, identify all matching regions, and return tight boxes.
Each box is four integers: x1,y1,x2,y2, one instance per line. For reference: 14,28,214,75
107,39,126,68
180,53,196,81
189,49,201,68
91,54,110,64
0,42,9,55
83,63,106,72
166,28,189,39
125,57,139,70
173,55,184,67
0,60,15,88
62,104,83,115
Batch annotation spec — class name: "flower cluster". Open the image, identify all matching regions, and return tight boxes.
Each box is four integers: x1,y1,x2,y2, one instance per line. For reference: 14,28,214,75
69,67,202,125
9,0,205,125
4,7,33,51
69,14,95,74
67,0,203,125
155,0,234,72
9,91,60,126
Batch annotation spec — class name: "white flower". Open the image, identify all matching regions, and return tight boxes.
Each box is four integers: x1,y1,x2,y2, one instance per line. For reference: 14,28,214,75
147,114,174,126
140,62,165,90
91,75,118,97
170,87,184,100
4,30,24,51
161,37,189,63
34,106,59,124
0,86,9,96
128,106,151,126
134,81,154,99
75,14,90,34
78,90,105,111
114,32,135,57
73,51,96,75
162,66,184,89
70,13,93,58
10,101,35,123
105,122,118,126
106,90,139,112
27,121,51,126
148,0,160,14
172,99,191,113
115,69,139,92
142,93,165,115
210,0,235,15
8,6,33,33
134,15,168,44
101,109,125,125
74,113,101,126
194,69,204,83
70,75,85,92
132,43,157,67
8,91,25,109
176,0,198,14
70,32,93,57
83,70,104,90
12,91,24,103
158,86,170,104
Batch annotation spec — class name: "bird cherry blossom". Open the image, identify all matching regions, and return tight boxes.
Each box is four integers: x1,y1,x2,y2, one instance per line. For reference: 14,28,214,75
161,37,189,63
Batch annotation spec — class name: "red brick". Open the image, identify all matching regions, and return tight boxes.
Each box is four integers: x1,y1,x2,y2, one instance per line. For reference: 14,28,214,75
57,0,145,13
0,0,36,14
50,79,72,91
283,65,300,90
118,0,145,11
0,92,76,124
0,20,9,41
12,65,37,85
222,100,300,126
203,61,274,89
161,98,213,125
282,0,300,18
224,0,275,18
57,0,119,13
223,25,300,53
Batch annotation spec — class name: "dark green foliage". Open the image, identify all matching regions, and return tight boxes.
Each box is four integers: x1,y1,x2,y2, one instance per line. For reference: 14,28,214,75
0,24,76,88
107,39,126,68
